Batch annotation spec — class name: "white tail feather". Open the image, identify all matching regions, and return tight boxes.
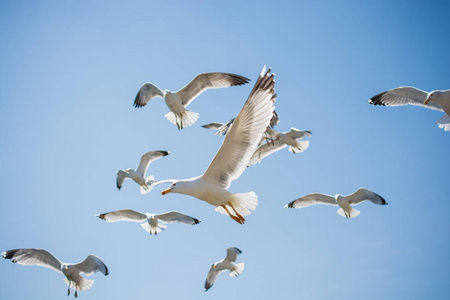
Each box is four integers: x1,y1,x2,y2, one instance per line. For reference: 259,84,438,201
215,192,258,216
141,222,166,235
288,141,310,153
164,110,199,128
437,115,450,131
230,263,245,277
337,207,361,219
63,277,94,292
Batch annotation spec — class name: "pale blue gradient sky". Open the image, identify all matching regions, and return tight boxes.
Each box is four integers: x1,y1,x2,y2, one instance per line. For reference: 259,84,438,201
1,1,449,299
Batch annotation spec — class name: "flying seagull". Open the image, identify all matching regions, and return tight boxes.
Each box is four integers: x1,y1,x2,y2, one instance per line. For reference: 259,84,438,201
159,66,276,224
117,150,170,194
205,247,244,291
368,86,450,131
248,128,311,166
96,209,200,235
134,72,250,129
285,188,387,219
2,248,108,298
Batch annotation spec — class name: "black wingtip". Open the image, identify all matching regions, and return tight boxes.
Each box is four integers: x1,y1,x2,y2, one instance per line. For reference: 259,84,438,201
2,249,18,260
157,150,171,157
193,219,201,225
104,265,110,276
379,195,388,205
368,92,387,106
96,214,107,221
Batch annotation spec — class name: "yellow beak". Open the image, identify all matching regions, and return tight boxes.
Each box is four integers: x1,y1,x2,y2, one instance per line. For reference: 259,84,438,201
161,188,172,195
424,99,431,105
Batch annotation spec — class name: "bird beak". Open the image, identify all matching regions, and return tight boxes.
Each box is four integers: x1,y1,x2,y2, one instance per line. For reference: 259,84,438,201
424,98,431,105
161,188,172,195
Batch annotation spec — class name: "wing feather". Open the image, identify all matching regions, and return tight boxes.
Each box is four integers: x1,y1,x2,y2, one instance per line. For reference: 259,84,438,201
136,150,170,177
116,170,130,190
248,139,287,166
224,247,241,263
74,255,109,276
2,248,62,273
201,67,276,188
285,193,337,208
96,209,147,222
133,83,165,108
205,264,225,291
155,211,200,225
346,188,387,205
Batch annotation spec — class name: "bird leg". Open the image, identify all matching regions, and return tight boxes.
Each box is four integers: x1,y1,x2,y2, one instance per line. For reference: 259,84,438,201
229,202,246,223
180,113,184,130
67,282,70,296
221,205,243,224
74,284,78,298
175,115,181,130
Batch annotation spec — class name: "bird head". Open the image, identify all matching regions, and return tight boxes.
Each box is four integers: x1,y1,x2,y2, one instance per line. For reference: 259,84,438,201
424,91,439,105
164,90,171,95
161,182,178,195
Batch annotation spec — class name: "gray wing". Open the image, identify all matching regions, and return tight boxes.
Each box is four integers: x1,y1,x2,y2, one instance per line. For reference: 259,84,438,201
201,67,276,188
96,209,147,222
248,139,287,166
224,247,242,263
205,264,225,291
74,255,109,276
2,248,62,273
202,118,236,136
155,211,201,225
133,82,165,108
368,86,443,111
136,150,170,177
202,122,225,130
177,73,250,107
116,170,131,190
346,188,388,205
285,128,312,140
285,193,337,208
269,110,279,128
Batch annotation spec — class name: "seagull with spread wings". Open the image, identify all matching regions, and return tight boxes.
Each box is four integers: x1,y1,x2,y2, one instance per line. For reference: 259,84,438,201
134,72,250,130
159,66,276,224
117,150,170,194
2,248,109,298
248,128,311,167
96,209,200,235
205,247,244,291
368,86,450,131
285,188,387,219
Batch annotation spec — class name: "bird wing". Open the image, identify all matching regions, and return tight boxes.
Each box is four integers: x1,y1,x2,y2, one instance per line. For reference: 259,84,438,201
285,129,312,140
116,170,131,190
368,86,443,111
156,211,200,225
346,188,387,205
224,247,242,263
269,110,279,128
205,264,226,291
202,122,225,130
133,83,165,108
96,209,147,222
74,255,109,276
2,248,62,273
177,72,250,107
248,139,287,166
285,193,337,208
136,150,170,177
201,67,276,188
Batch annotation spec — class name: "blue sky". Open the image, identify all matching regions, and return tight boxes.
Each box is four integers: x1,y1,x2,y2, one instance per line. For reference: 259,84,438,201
1,0,449,299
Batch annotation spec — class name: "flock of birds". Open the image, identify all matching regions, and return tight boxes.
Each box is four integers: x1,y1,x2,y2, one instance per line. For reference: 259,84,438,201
2,65,450,297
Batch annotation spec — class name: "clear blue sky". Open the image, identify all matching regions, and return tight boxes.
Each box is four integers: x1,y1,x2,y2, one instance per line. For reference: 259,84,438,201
1,1,449,299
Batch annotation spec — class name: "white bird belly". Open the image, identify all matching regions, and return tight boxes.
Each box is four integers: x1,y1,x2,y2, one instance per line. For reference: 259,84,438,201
165,94,186,115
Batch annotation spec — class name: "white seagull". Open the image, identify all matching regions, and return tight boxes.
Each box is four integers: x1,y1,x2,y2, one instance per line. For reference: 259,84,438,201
160,66,276,224
2,248,108,298
368,86,450,131
285,188,387,219
247,128,311,166
96,209,200,235
205,247,244,291
134,72,250,129
117,150,170,194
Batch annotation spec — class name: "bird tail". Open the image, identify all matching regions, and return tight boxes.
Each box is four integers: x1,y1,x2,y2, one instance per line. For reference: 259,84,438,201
436,115,450,131
288,141,310,154
164,110,199,129
215,192,258,216
139,176,155,195
337,207,360,219
63,277,94,292
141,222,166,235
230,263,245,277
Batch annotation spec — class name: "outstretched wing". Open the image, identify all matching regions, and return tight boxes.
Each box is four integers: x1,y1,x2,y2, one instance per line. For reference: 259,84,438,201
133,83,165,108
2,248,62,273
96,209,147,223
116,170,131,190
248,139,287,166
74,255,109,276
224,247,242,263
136,150,170,177
156,211,200,225
205,264,225,291
177,73,250,107
201,67,276,188
285,193,337,209
285,129,312,140
346,188,387,205
368,86,443,111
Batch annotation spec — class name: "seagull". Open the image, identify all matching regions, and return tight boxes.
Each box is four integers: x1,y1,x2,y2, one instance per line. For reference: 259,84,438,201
134,72,250,129
285,188,387,219
205,247,244,291
248,128,311,167
96,209,200,235
117,150,170,194
159,66,276,224
2,248,108,298
368,87,450,131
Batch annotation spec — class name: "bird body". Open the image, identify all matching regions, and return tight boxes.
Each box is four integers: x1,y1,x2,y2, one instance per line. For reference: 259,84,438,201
204,247,244,291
